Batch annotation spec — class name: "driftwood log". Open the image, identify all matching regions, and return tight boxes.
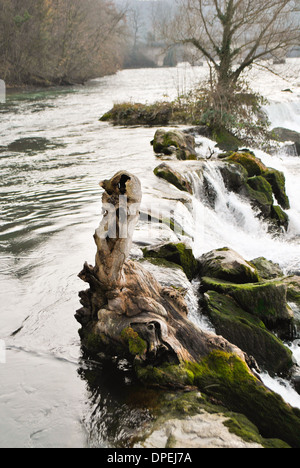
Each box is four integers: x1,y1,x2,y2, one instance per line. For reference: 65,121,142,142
76,171,251,370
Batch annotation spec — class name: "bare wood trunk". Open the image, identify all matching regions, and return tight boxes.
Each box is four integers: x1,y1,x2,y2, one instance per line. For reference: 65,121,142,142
76,171,248,368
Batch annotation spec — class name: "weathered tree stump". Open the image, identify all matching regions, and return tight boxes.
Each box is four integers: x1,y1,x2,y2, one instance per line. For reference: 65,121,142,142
76,170,249,370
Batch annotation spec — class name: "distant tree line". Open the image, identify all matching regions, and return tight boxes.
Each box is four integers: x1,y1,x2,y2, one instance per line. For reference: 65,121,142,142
0,0,128,86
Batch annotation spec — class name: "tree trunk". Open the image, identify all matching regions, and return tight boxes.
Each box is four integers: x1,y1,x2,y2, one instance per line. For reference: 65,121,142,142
76,171,251,371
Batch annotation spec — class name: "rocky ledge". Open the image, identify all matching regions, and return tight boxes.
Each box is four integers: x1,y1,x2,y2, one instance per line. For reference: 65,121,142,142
76,167,300,448
153,141,290,232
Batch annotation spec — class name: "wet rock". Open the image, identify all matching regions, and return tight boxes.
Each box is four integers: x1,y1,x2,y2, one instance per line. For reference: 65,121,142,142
272,127,300,155
198,247,260,284
135,411,263,448
219,151,290,230
241,176,273,218
151,129,197,160
250,257,284,280
100,102,173,126
226,152,268,177
153,163,193,193
263,169,290,210
201,277,294,339
270,205,289,231
142,242,199,281
203,290,294,376
218,161,248,192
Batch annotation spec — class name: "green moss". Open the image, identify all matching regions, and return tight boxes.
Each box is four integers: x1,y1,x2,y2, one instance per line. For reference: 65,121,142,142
85,332,105,355
135,350,300,447
271,205,289,230
203,290,294,375
153,166,191,193
140,257,184,272
212,128,244,151
186,351,300,448
226,152,267,177
121,327,147,357
263,169,290,210
136,362,194,388
223,414,290,448
201,276,290,327
247,175,273,204
143,242,199,280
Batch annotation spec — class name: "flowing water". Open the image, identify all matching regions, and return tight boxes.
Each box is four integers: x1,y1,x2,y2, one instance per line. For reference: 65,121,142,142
0,61,300,448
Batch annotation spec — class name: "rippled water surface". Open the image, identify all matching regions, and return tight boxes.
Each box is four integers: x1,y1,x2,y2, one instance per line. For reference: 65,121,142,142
1,63,300,447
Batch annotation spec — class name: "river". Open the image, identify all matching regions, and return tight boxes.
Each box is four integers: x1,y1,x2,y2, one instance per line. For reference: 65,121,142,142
0,62,300,448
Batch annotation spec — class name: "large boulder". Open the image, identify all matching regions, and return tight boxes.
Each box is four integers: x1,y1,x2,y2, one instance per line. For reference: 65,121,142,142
226,152,268,177
199,249,296,372
198,247,260,284
203,290,294,375
151,129,197,160
201,277,293,333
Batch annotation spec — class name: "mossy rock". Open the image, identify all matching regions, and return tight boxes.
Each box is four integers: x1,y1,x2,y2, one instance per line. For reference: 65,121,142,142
218,161,248,192
201,276,293,332
139,257,185,273
187,351,300,448
154,163,193,193
203,290,294,375
282,276,300,308
199,247,260,284
271,205,289,231
142,242,199,281
242,176,273,217
99,102,173,126
250,257,284,280
219,153,290,231
226,152,268,177
149,390,289,448
136,350,300,447
263,169,290,210
212,128,244,152
152,129,197,160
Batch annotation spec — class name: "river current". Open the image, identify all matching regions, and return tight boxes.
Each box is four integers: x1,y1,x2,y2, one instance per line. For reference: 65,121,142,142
0,62,300,448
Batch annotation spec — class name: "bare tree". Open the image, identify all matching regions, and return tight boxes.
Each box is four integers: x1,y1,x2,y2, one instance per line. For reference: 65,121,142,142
159,0,299,140
164,0,300,88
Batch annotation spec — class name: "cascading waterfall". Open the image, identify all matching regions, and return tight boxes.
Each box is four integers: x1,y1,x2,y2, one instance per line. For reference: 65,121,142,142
186,162,278,263
265,100,300,133
177,152,300,409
